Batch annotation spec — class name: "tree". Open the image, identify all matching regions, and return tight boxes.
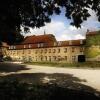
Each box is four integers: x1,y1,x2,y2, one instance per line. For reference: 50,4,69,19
0,0,100,43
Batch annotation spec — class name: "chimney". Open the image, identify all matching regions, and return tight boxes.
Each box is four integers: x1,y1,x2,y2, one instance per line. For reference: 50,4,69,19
44,30,46,35
87,29,89,33
80,40,83,44
69,40,72,45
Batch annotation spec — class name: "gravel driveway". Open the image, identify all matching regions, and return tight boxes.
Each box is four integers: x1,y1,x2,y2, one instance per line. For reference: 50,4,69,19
0,62,100,92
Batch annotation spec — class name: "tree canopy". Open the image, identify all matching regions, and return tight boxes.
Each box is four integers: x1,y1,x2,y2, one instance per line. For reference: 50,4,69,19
0,0,100,44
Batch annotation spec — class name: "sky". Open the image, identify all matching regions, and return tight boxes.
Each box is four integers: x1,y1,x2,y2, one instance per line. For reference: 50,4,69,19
23,8,100,41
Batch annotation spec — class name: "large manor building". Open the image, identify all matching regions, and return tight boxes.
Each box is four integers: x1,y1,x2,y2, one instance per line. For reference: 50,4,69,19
1,30,100,63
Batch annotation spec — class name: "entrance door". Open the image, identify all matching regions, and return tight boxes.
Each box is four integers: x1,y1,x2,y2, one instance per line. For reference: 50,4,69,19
78,55,85,62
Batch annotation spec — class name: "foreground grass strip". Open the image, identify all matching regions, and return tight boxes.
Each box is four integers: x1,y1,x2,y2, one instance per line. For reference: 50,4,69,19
24,61,100,68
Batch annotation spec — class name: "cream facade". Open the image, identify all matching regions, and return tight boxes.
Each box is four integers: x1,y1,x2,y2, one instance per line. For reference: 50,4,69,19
7,46,84,63
3,30,100,63
7,35,85,63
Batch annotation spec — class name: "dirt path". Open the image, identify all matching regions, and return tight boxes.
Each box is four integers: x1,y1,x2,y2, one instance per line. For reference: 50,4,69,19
0,62,100,92
19,64,100,91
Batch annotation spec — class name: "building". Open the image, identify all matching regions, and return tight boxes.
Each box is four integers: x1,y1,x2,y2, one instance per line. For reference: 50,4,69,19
2,30,100,63
0,42,8,61
85,31,100,61
7,34,85,63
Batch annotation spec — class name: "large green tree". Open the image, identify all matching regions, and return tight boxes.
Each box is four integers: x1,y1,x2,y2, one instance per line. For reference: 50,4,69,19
0,0,100,44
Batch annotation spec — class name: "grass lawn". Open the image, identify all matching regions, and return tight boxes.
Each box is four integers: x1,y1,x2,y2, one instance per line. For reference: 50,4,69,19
24,61,100,68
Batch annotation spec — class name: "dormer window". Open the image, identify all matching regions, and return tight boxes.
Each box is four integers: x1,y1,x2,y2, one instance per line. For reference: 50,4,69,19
38,44,41,48
13,46,16,49
9,46,11,49
41,43,44,47
58,41,62,46
29,44,31,48
10,45,14,49
24,45,26,48
38,43,44,48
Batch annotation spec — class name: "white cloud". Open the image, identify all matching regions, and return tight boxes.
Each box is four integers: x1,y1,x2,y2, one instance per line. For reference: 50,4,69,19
23,9,100,41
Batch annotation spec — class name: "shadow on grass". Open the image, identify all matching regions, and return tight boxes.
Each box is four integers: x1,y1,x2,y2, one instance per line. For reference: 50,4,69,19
0,62,29,72
0,73,100,100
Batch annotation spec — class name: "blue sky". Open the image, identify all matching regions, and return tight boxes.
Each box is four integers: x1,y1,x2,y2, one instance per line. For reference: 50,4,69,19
23,8,100,41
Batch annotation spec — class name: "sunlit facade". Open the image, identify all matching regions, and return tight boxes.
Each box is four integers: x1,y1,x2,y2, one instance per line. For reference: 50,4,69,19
7,34,85,63
2,31,100,63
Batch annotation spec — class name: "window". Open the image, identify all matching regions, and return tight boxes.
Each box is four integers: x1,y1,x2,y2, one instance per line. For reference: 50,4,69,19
10,46,14,49
28,50,31,54
49,56,51,61
49,49,51,53
64,48,67,53
80,40,83,44
38,43,44,48
35,56,37,61
58,49,60,53
9,46,11,49
38,44,41,48
53,49,56,53
41,43,44,47
45,56,47,61
65,56,67,61
24,45,26,48
17,51,18,55
28,56,32,62
41,56,43,61
53,56,56,61
72,56,76,61
72,47,75,52
80,47,84,52
29,44,31,48
13,46,16,49
58,56,61,61
41,49,43,53
45,49,47,53
23,56,25,61
22,50,24,54
35,50,38,54
58,41,62,46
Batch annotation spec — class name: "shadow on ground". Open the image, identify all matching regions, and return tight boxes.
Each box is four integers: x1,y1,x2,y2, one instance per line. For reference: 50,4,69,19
0,73,100,100
0,62,29,72
0,62,100,99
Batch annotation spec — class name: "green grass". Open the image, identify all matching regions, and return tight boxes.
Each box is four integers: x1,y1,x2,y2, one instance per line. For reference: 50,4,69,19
85,48,100,58
24,61,100,68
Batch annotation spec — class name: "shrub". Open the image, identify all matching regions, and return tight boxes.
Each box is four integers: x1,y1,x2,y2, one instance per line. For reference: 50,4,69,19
3,56,12,61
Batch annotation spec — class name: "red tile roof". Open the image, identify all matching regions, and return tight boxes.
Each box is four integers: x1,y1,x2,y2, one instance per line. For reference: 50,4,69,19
86,31,100,36
8,34,86,50
10,39,85,50
57,39,85,46
21,34,57,44
0,42,9,48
